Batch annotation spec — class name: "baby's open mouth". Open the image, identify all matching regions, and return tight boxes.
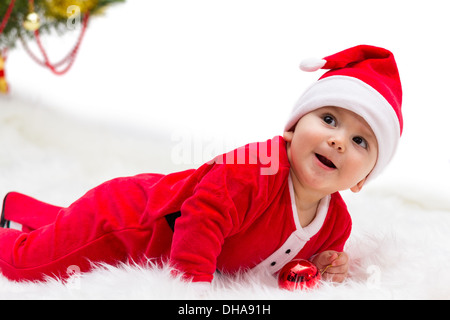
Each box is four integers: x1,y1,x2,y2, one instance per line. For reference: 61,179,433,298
315,154,336,169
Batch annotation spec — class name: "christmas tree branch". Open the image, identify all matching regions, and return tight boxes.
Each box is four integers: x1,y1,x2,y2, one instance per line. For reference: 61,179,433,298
0,0,125,48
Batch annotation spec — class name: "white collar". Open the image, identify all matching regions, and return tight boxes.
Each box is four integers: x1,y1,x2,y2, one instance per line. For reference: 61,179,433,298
288,173,331,240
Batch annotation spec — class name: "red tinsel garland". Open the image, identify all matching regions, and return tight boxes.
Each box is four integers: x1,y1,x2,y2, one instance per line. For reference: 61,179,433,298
22,12,90,75
23,0,90,75
0,0,16,35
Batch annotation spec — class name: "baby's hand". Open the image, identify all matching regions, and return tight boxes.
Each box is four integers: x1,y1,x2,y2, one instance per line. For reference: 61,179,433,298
311,251,349,283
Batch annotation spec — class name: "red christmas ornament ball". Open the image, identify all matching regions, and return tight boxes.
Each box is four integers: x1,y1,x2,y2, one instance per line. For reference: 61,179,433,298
278,259,321,291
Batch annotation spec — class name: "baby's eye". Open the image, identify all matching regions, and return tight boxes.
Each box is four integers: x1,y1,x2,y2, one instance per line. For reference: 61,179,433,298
323,115,336,127
353,136,368,149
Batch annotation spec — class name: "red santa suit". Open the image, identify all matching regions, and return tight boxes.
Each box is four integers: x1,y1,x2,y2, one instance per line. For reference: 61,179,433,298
0,136,351,282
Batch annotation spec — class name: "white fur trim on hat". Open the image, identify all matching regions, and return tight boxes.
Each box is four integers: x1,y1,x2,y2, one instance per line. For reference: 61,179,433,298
285,75,400,182
299,58,327,72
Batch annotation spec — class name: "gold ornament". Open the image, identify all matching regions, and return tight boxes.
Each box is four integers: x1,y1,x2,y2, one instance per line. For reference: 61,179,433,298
0,55,8,94
44,0,99,19
0,78,8,94
23,12,41,31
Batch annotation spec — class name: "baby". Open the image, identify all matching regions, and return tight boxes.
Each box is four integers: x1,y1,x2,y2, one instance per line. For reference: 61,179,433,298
0,45,402,288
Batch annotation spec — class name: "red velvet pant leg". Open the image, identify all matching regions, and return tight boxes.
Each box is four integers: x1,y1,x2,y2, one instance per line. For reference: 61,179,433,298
0,177,173,282
2,192,63,232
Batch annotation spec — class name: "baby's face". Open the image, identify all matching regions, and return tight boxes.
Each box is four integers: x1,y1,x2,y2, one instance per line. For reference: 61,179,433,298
284,106,378,195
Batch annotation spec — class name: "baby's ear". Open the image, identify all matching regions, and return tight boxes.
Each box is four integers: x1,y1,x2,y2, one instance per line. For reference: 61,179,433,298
350,178,367,193
283,131,294,142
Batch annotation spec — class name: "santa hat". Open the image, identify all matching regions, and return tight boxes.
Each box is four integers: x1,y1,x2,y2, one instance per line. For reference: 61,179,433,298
285,44,403,182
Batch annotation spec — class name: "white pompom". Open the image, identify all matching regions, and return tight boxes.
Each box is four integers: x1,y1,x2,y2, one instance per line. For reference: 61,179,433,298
299,58,327,72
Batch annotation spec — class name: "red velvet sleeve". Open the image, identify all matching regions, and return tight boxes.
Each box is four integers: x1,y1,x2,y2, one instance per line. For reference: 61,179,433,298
168,162,263,282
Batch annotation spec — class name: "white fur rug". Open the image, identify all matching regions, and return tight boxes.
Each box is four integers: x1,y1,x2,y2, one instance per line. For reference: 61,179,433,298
1,96,450,300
